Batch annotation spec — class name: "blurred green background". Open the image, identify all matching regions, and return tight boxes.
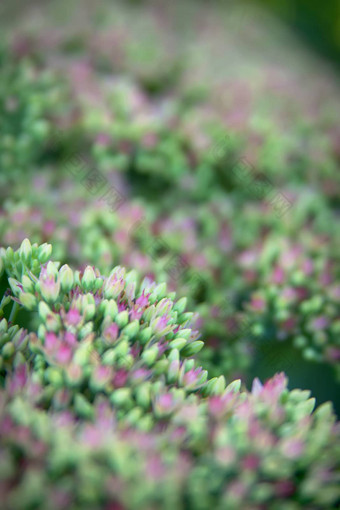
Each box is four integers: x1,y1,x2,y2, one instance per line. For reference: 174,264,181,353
1,0,339,66
256,0,340,66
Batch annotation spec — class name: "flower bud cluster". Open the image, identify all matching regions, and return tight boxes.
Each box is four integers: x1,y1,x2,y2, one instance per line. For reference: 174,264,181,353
2,240,209,427
0,240,339,508
0,43,64,186
0,366,339,510
238,235,340,378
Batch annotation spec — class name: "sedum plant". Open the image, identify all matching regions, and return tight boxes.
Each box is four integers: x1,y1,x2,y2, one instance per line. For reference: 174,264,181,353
1,180,339,384
0,13,339,504
0,44,64,187
0,3,339,507
0,10,339,389
0,239,210,428
237,234,340,379
0,240,339,509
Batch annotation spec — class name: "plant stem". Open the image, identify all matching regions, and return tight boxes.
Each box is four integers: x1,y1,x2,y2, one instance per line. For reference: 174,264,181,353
9,301,19,324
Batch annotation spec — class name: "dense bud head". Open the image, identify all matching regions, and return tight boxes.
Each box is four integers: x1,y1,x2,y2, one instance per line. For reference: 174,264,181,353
0,243,211,427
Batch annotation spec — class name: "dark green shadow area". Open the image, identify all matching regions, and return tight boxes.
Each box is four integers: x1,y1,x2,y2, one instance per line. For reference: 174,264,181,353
246,338,340,417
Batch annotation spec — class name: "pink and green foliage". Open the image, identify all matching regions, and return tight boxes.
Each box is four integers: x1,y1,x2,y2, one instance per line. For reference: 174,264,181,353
0,240,339,509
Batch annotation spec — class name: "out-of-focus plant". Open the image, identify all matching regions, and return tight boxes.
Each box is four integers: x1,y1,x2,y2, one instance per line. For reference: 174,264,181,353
0,44,65,188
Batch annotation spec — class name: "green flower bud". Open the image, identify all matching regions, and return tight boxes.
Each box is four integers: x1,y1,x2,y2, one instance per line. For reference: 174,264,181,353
104,299,118,319
65,364,83,387
45,367,63,387
73,342,92,366
115,311,129,328
114,339,130,358
225,379,241,393
169,337,187,351
82,266,96,291
155,298,172,315
37,243,52,263
314,401,333,420
122,320,140,340
74,394,94,420
141,345,159,366
59,264,74,292
21,275,35,293
13,352,26,367
204,376,226,396
104,267,125,299
117,354,134,369
211,375,226,395
154,282,167,299
94,278,103,291
175,328,191,340
0,333,11,347
294,398,316,419
125,407,143,426
8,277,22,296
178,312,194,324
13,330,28,351
110,388,132,408
102,348,117,365
45,312,61,333
2,341,15,359
79,323,94,340
29,333,44,354
142,305,156,323
0,333,9,349
174,297,187,314
19,292,37,310
167,359,180,383
31,370,44,385
138,326,153,345
89,367,112,391
137,415,153,432
46,261,58,277
40,265,60,303
181,341,204,357
8,324,19,335
169,348,180,362
125,269,138,286
84,304,96,321
100,300,117,320
0,319,8,334
5,247,14,263
37,324,46,341
170,388,186,402
182,359,195,372
153,359,168,375
74,270,81,286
